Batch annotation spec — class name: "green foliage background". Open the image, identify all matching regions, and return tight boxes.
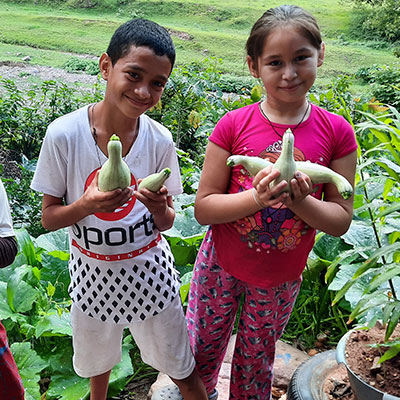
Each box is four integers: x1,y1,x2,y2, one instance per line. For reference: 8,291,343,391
0,0,400,398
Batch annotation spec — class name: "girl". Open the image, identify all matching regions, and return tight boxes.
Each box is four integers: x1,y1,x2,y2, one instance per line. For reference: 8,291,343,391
186,5,357,400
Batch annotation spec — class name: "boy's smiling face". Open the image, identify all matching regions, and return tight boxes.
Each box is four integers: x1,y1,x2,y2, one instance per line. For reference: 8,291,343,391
100,45,172,119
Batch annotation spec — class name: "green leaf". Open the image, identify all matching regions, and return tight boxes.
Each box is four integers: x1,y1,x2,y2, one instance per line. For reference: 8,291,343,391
40,253,70,300
366,264,400,293
35,228,69,253
382,302,397,326
34,311,72,338
13,281,38,313
354,242,400,279
378,344,400,364
47,373,90,400
11,342,48,400
179,270,193,304
107,340,134,396
377,202,400,218
14,229,39,267
166,206,207,238
6,265,30,312
386,302,400,340
0,282,22,322
341,221,377,255
348,292,384,323
312,233,346,261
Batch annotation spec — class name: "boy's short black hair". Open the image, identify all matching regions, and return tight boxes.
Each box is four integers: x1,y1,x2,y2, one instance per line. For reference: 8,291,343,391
106,18,176,69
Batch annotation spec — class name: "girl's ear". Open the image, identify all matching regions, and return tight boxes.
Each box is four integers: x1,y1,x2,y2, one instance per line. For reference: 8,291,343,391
247,55,259,78
99,53,112,80
317,42,325,67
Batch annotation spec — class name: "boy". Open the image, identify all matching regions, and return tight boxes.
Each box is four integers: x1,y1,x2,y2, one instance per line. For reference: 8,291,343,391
0,178,25,399
31,19,208,400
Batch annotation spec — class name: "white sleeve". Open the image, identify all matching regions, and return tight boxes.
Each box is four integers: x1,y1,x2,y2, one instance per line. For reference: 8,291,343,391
0,179,15,237
158,140,183,196
31,125,68,198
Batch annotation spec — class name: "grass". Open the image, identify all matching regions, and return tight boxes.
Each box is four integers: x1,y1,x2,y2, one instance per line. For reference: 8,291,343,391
0,0,399,91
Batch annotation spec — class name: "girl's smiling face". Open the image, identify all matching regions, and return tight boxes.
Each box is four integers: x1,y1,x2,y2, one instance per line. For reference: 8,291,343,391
248,25,324,108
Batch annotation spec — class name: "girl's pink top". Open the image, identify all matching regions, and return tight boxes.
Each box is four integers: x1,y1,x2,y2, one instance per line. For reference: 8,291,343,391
209,102,357,288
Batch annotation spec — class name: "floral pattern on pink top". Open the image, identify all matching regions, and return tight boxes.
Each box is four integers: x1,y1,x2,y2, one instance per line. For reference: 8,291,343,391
232,139,311,253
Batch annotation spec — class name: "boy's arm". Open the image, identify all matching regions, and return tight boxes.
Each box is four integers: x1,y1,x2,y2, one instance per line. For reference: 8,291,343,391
42,172,133,231
0,237,18,268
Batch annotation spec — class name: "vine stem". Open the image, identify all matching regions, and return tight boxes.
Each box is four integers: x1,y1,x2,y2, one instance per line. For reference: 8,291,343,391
360,168,397,299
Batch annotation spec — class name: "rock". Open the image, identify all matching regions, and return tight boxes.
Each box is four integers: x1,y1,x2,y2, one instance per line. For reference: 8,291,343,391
274,340,310,388
148,335,309,399
22,56,31,62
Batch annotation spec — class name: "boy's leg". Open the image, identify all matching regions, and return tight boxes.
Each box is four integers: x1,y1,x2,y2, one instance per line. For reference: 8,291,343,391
90,370,111,400
129,295,208,400
71,304,125,399
186,229,242,394
230,279,301,400
171,368,208,399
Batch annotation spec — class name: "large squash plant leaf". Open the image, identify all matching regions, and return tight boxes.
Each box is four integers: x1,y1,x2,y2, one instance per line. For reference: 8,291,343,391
311,232,346,261
11,342,48,400
47,373,90,400
34,311,72,338
40,253,70,300
35,228,69,254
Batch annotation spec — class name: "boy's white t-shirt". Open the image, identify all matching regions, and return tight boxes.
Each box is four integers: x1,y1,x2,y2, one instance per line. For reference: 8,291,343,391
31,105,183,323
0,179,15,238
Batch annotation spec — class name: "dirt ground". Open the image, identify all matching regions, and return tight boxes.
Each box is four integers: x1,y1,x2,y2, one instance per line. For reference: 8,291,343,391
0,60,100,89
344,323,400,397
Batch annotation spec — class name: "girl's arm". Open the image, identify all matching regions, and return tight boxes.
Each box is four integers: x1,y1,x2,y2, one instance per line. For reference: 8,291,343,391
42,172,133,231
254,150,357,237
195,141,288,225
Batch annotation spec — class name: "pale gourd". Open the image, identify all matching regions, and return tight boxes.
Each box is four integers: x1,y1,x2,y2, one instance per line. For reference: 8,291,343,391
138,168,171,192
98,134,131,192
226,129,353,200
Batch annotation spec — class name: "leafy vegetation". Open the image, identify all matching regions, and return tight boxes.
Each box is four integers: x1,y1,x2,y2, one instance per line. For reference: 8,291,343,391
0,0,399,88
348,0,400,44
1,58,400,395
1,0,400,397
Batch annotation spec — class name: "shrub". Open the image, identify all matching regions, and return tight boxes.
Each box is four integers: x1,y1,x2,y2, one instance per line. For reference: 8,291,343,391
63,56,100,75
349,0,400,43
356,64,400,108
218,73,258,94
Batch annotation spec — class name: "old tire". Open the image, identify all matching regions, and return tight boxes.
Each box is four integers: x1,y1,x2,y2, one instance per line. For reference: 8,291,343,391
287,350,337,400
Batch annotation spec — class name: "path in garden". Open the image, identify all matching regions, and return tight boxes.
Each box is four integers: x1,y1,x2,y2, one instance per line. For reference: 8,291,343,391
148,334,310,400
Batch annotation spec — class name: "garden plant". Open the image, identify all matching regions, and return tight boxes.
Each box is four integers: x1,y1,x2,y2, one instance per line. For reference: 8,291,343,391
1,0,400,396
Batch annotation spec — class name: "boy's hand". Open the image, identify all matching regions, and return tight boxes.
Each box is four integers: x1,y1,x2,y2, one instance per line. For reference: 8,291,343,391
133,183,169,218
82,171,133,214
134,183,174,231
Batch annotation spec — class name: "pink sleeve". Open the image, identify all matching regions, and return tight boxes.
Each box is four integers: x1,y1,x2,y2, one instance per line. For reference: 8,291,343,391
209,112,234,152
332,116,358,160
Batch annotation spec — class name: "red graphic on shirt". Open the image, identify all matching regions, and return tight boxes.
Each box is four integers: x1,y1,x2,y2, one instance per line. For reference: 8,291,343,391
85,168,136,221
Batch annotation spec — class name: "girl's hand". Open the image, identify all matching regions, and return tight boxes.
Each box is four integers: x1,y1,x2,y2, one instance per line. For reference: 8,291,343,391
252,166,289,208
82,171,133,214
285,171,313,207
